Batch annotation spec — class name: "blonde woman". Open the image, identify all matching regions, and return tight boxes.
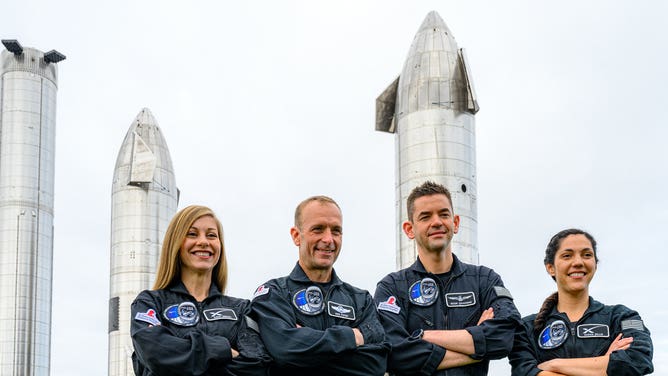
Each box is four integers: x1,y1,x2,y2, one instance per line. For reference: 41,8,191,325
131,205,270,375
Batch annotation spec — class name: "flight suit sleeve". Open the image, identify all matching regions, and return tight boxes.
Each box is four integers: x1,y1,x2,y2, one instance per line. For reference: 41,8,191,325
607,307,654,375
465,270,522,360
374,277,446,375
224,301,272,376
249,283,358,368
321,291,389,376
508,320,542,376
130,291,233,376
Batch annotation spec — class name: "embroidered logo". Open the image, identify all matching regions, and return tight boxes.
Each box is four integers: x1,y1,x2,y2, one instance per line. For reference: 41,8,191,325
577,323,609,338
253,284,270,299
135,308,161,326
445,292,476,307
204,308,238,321
164,302,199,326
328,301,356,320
408,278,438,306
377,296,401,314
293,286,325,315
538,320,568,349
621,319,644,331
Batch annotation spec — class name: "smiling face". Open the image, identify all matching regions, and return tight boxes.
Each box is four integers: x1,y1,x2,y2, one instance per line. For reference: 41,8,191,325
179,215,222,277
546,234,597,296
292,201,342,278
403,194,460,256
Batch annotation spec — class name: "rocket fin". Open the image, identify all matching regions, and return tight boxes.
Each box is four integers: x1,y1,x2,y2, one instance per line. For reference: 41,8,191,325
375,76,400,133
129,131,156,185
458,48,480,114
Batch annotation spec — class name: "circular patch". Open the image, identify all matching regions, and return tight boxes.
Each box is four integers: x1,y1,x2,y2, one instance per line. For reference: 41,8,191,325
408,277,438,306
164,302,200,326
538,319,568,349
293,286,325,315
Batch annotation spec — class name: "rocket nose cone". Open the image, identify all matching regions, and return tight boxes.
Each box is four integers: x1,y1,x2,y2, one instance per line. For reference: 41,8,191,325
134,108,158,127
418,11,452,36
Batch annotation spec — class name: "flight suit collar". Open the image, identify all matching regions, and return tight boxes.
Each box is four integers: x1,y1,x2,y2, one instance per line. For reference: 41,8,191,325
288,262,343,286
410,253,466,277
166,280,223,301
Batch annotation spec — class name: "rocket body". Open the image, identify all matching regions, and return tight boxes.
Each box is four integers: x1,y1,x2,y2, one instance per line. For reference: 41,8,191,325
0,43,63,376
108,108,178,375
376,11,479,268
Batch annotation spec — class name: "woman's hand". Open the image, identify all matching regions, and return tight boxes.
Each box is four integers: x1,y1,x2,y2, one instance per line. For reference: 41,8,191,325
231,348,239,358
606,333,633,355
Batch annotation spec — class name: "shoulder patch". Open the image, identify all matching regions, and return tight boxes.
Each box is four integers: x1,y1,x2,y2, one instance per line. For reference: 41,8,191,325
245,315,260,333
135,308,161,326
493,286,513,299
377,296,401,314
253,284,270,299
621,319,644,331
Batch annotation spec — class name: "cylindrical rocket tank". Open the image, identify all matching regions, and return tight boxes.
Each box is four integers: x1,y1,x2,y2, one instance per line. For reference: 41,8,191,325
108,108,178,375
0,45,62,375
377,11,479,269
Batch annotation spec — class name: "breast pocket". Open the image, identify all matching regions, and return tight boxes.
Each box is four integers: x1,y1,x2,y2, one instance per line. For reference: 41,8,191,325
444,291,480,328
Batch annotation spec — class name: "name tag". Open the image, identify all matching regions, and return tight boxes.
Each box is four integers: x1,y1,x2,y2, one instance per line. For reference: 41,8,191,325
577,324,609,338
204,308,238,321
445,292,476,307
327,301,356,320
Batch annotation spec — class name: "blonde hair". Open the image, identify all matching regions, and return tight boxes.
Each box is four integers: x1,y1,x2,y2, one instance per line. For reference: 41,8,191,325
152,205,228,292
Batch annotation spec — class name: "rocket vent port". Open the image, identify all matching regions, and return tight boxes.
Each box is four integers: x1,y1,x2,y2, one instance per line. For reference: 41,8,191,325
109,297,120,332
461,184,467,193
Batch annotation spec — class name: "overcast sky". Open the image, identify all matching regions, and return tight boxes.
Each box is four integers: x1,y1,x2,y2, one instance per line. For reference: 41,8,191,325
3,0,667,374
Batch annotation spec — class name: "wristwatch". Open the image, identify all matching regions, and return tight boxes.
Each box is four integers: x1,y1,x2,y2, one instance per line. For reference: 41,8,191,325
410,328,424,340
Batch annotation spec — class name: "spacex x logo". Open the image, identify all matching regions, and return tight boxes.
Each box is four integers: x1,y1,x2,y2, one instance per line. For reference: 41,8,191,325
577,324,609,338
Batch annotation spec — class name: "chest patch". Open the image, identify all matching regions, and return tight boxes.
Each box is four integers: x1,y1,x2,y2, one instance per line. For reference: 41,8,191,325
377,296,401,314
327,301,356,320
293,286,325,315
204,308,238,321
538,320,568,349
164,302,199,326
577,324,609,338
408,278,438,306
445,292,476,307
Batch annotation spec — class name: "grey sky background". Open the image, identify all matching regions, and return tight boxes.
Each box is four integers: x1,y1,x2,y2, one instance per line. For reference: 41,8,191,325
3,0,667,374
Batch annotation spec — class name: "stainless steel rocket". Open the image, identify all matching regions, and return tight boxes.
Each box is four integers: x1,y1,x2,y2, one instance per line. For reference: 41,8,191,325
376,11,479,268
108,108,178,375
0,39,65,376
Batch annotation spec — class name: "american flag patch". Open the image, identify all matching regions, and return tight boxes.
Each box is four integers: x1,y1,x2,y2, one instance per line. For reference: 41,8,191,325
621,319,644,331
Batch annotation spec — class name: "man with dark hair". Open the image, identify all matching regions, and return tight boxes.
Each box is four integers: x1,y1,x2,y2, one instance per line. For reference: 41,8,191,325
374,181,521,375
251,195,389,375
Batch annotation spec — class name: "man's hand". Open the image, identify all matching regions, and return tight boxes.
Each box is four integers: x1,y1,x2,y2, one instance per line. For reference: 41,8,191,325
352,328,364,346
477,308,494,325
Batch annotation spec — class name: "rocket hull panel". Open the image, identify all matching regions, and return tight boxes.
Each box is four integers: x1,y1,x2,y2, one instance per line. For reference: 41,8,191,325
378,12,479,268
0,47,60,376
108,109,177,376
